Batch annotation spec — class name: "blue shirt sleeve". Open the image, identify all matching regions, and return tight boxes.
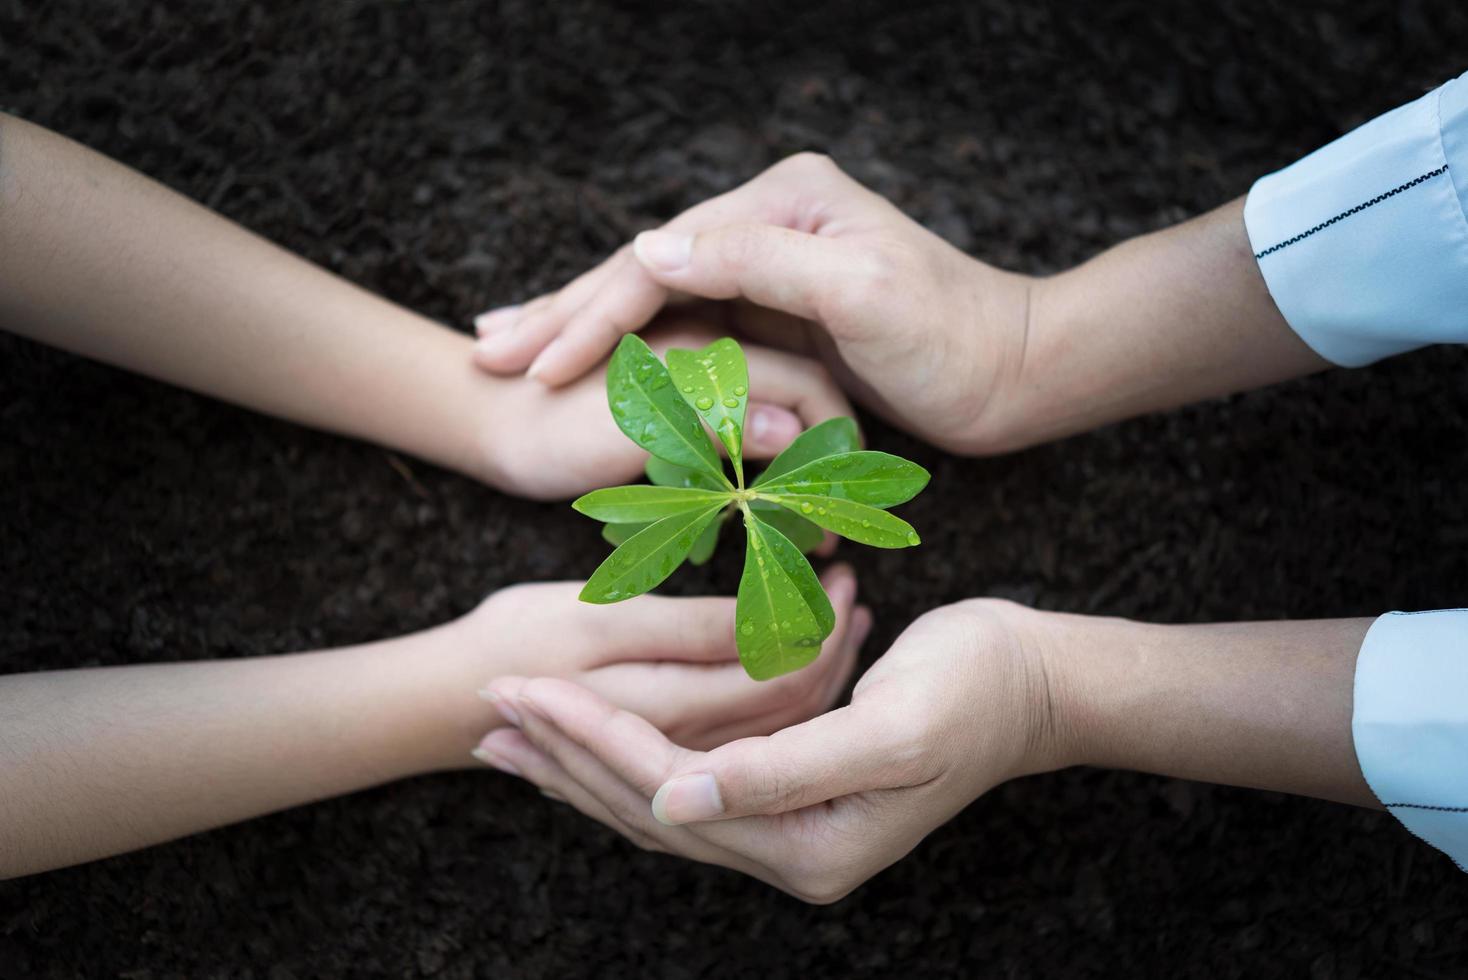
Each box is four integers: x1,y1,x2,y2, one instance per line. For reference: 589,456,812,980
1353,610,1468,872
1243,71,1468,367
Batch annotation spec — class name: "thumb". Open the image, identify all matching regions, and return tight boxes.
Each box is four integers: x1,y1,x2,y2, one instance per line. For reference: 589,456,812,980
651,700,906,825
632,224,863,324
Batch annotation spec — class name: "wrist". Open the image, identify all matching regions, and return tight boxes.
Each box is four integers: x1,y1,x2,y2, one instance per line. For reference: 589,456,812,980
952,263,1046,456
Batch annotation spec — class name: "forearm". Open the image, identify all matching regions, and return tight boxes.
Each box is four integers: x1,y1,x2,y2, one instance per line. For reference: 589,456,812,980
1043,611,1377,808
0,113,502,484
983,197,1329,452
0,622,495,878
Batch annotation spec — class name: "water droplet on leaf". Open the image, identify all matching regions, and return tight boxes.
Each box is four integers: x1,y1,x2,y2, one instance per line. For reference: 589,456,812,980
799,502,813,514
733,384,747,396
722,397,739,408
695,396,715,411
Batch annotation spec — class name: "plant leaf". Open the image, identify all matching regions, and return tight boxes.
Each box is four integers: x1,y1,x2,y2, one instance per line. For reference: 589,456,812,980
645,456,726,491
606,335,725,484
687,512,722,565
574,485,731,523
735,512,835,680
601,522,649,547
752,416,861,488
756,451,929,508
762,493,921,549
580,504,724,603
666,338,749,483
749,502,825,553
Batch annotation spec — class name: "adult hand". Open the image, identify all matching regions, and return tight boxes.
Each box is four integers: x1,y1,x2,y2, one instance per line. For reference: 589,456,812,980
481,316,853,499
476,598,1062,902
472,153,1034,454
463,564,870,759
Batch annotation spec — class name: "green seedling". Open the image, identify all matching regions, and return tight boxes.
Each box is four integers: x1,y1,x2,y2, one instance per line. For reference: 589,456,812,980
573,335,929,680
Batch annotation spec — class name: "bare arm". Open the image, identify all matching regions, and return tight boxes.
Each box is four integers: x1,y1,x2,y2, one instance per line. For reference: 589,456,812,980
0,115,852,499
987,197,1331,452
0,572,867,879
460,605,1377,904
0,113,499,483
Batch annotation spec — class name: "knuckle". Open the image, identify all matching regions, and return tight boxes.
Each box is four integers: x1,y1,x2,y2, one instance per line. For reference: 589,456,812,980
785,855,858,906
779,151,839,178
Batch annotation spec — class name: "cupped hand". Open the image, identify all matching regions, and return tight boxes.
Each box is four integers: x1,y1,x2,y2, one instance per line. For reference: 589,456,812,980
462,565,870,759
481,316,852,499
476,598,1068,903
472,153,1034,454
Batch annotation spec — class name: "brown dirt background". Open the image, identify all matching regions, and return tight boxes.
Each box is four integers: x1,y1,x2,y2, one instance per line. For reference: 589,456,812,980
2,1,1465,976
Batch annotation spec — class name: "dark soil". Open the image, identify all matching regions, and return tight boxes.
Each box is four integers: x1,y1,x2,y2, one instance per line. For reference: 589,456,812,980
3,1,1466,976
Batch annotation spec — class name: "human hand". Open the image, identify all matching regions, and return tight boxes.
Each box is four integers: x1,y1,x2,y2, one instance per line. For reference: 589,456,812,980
471,153,1034,454
479,316,853,499
460,564,870,760
476,598,1067,902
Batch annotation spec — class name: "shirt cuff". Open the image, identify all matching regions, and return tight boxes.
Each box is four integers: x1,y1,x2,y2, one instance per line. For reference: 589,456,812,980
1353,609,1468,871
1244,71,1468,367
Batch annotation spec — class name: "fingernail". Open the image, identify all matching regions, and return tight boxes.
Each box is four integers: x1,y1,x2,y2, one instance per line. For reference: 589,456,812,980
477,689,521,727
748,407,772,443
746,406,800,450
651,773,723,825
825,572,854,608
541,788,566,804
471,746,521,776
475,331,519,360
526,339,565,382
633,230,692,272
474,305,522,334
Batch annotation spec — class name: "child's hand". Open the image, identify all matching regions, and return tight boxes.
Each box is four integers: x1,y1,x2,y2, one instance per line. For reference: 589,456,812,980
479,318,852,499
460,564,870,759
471,153,1033,455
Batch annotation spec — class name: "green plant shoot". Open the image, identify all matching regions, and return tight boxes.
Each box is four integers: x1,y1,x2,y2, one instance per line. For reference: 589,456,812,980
573,335,929,680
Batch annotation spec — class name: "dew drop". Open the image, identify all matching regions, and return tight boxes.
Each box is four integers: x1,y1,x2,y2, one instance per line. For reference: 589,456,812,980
682,385,695,394
722,397,739,408
740,622,754,635
816,507,826,515
733,384,747,396
780,621,790,630
799,502,813,514
861,519,871,528
695,395,715,411
906,531,921,545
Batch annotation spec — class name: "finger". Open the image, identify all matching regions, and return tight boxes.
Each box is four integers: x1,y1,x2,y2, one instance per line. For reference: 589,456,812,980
501,169,805,386
575,593,740,666
491,677,732,860
632,223,872,326
738,344,853,456
526,264,671,386
583,565,863,745
474,304,522,336
490,676,853,897
693,602,870,749
473,726,650,846
472,292,559,372
472,250,626,373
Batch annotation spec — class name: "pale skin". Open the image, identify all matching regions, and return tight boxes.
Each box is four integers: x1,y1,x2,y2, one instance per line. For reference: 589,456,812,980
0,117,867,878
468,152,1384,902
